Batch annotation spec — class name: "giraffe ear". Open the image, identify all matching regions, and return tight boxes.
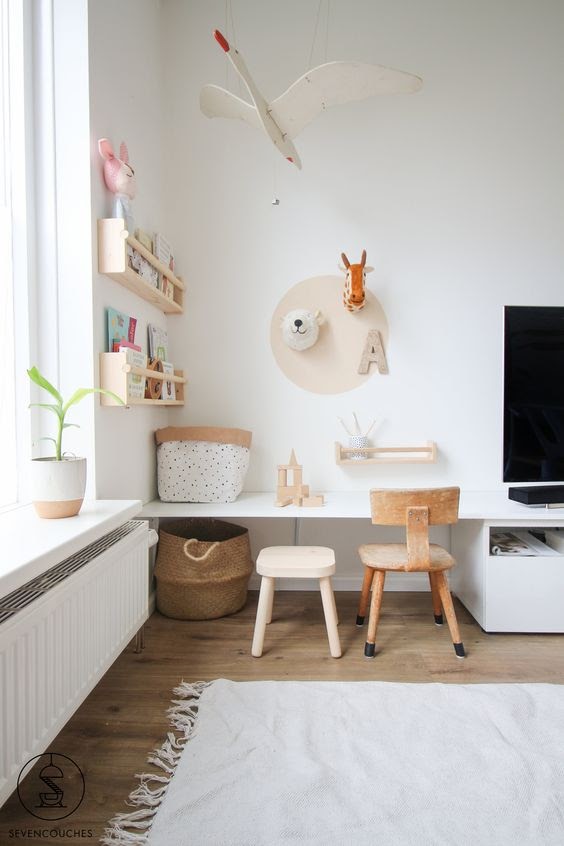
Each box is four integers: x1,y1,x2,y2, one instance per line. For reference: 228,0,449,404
364,265,374,273
338,263,347,273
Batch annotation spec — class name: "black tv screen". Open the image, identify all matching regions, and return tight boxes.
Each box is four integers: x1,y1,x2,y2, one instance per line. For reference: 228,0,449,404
504,306,564,482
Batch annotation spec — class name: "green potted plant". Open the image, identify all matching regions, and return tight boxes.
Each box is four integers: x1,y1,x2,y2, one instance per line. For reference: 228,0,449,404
27,366,124,518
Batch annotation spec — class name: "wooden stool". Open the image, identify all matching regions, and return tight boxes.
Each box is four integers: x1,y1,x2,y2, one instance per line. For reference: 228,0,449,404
251,546,341,658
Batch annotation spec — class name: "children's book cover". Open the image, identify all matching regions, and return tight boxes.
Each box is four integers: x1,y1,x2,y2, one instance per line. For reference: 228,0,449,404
107,308,137,351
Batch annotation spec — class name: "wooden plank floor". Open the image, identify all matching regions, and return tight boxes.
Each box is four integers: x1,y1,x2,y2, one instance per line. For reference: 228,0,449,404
1,591,563,844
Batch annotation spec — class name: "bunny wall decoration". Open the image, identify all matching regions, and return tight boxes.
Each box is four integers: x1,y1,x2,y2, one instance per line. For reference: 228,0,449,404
98,138,137,231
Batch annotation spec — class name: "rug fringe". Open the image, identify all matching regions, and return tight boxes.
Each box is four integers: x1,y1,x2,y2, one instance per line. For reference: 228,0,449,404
100,681,211,845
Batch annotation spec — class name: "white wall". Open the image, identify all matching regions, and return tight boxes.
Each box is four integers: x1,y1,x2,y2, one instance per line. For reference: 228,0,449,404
160,0,564,497
88,0,173,501
85,1,564,582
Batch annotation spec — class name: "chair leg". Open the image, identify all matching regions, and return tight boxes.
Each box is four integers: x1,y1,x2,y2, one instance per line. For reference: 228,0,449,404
428,573,443,625
252,576,275,657
356,566,374,626
364,571,385,657
319,576,342,658
435,571,465,657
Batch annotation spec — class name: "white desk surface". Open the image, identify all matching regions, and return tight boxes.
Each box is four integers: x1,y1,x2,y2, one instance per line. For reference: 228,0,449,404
140,491,564,523
1,499,142,599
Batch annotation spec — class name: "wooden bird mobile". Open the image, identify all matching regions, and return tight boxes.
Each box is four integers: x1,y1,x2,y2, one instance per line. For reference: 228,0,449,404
200,30,422,170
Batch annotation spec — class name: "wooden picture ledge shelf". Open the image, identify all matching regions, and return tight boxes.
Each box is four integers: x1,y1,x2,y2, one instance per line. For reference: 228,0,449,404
335,441,437,464
99,352,186,406
97,218,184,314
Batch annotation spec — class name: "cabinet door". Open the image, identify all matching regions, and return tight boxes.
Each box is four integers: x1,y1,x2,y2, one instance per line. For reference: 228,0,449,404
485,555,564,632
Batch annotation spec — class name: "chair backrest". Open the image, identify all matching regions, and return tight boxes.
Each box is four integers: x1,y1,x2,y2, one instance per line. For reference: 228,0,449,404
369,487,460,571
370,487,460,526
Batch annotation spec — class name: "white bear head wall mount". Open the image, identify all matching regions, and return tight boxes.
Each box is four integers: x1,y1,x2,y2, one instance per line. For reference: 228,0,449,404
281,309,324,351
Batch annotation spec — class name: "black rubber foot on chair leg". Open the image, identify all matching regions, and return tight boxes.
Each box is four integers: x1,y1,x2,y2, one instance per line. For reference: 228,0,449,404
356,615,365,627
364,642,376,658
454,642,466,658
434,613,444,626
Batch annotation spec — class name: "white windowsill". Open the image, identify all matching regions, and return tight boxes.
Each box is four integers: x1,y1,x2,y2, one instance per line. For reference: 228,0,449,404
0,499,142,598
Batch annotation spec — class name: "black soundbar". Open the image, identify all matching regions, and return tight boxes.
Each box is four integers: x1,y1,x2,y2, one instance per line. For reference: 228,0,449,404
508,485,564,506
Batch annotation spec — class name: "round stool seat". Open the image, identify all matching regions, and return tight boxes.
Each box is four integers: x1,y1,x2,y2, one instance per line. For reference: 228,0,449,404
256,546,336,579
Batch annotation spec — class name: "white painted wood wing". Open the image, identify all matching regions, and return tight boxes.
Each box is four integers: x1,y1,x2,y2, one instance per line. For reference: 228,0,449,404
270,61,423,140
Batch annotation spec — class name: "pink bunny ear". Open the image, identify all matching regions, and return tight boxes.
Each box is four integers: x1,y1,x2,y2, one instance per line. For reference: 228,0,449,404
119,142,129,163
98,138,115,160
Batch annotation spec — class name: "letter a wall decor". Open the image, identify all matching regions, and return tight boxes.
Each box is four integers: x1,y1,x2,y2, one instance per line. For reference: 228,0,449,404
358,330,389,374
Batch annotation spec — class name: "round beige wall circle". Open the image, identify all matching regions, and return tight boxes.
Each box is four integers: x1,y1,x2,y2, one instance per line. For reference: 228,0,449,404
270,275,389,395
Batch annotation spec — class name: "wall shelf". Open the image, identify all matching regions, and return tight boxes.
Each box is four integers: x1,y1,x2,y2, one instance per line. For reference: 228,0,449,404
97,218,184,314
100,352,186,406
335,441,437,464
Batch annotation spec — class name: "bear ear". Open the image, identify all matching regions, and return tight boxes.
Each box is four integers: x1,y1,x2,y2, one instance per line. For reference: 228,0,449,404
314,309,325,325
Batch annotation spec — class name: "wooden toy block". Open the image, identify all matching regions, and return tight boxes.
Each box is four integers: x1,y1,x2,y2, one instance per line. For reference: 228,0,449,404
302,495,325,507
277,486,297,498
275,448,321,508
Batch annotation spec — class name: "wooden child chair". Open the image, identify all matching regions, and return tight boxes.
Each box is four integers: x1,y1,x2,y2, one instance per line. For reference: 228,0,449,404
356,487,465,659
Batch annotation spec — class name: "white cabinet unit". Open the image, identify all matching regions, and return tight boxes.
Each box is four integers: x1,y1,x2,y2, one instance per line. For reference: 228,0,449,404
452,517,564,633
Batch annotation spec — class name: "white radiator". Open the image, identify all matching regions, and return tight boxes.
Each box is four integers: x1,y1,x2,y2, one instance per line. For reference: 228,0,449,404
0,519,151,807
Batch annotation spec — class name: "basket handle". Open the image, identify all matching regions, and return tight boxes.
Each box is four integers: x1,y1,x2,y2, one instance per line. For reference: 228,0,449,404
183,539,221,561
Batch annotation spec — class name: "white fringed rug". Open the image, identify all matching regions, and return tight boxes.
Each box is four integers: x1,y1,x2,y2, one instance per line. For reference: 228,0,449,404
102,679,564,846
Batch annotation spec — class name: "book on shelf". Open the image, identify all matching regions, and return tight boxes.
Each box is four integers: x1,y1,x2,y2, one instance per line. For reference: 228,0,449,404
161,361,176,401
135,228,153,252
107,307,137,352
154,233,172,268
490,530,559,556
112,339,141,353
119,346,147,400
127,244,159,288
147,323,169,361
159,274,175,301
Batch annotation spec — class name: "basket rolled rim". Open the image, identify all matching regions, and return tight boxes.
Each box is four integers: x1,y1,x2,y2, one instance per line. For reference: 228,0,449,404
155,426,252,449
158,518,249,543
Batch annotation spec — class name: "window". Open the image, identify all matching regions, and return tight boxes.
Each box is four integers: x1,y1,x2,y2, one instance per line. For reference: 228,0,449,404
0,0,18,508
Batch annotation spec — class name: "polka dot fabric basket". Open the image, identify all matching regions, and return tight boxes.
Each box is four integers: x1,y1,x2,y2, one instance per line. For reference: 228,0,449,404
155,426,252,503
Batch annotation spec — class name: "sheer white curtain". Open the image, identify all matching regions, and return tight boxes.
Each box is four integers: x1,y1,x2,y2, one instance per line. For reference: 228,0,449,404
0,0,20,508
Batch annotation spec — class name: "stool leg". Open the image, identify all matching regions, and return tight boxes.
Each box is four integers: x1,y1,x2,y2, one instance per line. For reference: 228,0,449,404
266,577,275,625
365,571,385,657
356,566,374,626
252,576,275,657
319,576,341,658
435,571,465,658
429,573,443,625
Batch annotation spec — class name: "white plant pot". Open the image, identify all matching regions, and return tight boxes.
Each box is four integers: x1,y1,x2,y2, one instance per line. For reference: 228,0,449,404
30,457,87,518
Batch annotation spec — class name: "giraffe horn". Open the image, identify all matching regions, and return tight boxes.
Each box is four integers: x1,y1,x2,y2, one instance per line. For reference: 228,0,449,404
360,250,366,267
341,252,350,269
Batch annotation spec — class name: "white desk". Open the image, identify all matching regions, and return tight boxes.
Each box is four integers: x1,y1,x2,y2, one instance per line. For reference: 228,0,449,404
140,490,564,521
141,491,564,633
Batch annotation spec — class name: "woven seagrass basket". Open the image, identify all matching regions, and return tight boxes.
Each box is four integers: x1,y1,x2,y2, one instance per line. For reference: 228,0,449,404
154,518,253,620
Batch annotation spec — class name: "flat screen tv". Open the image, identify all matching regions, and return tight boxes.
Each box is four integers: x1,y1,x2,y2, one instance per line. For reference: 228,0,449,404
504,305,564,482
